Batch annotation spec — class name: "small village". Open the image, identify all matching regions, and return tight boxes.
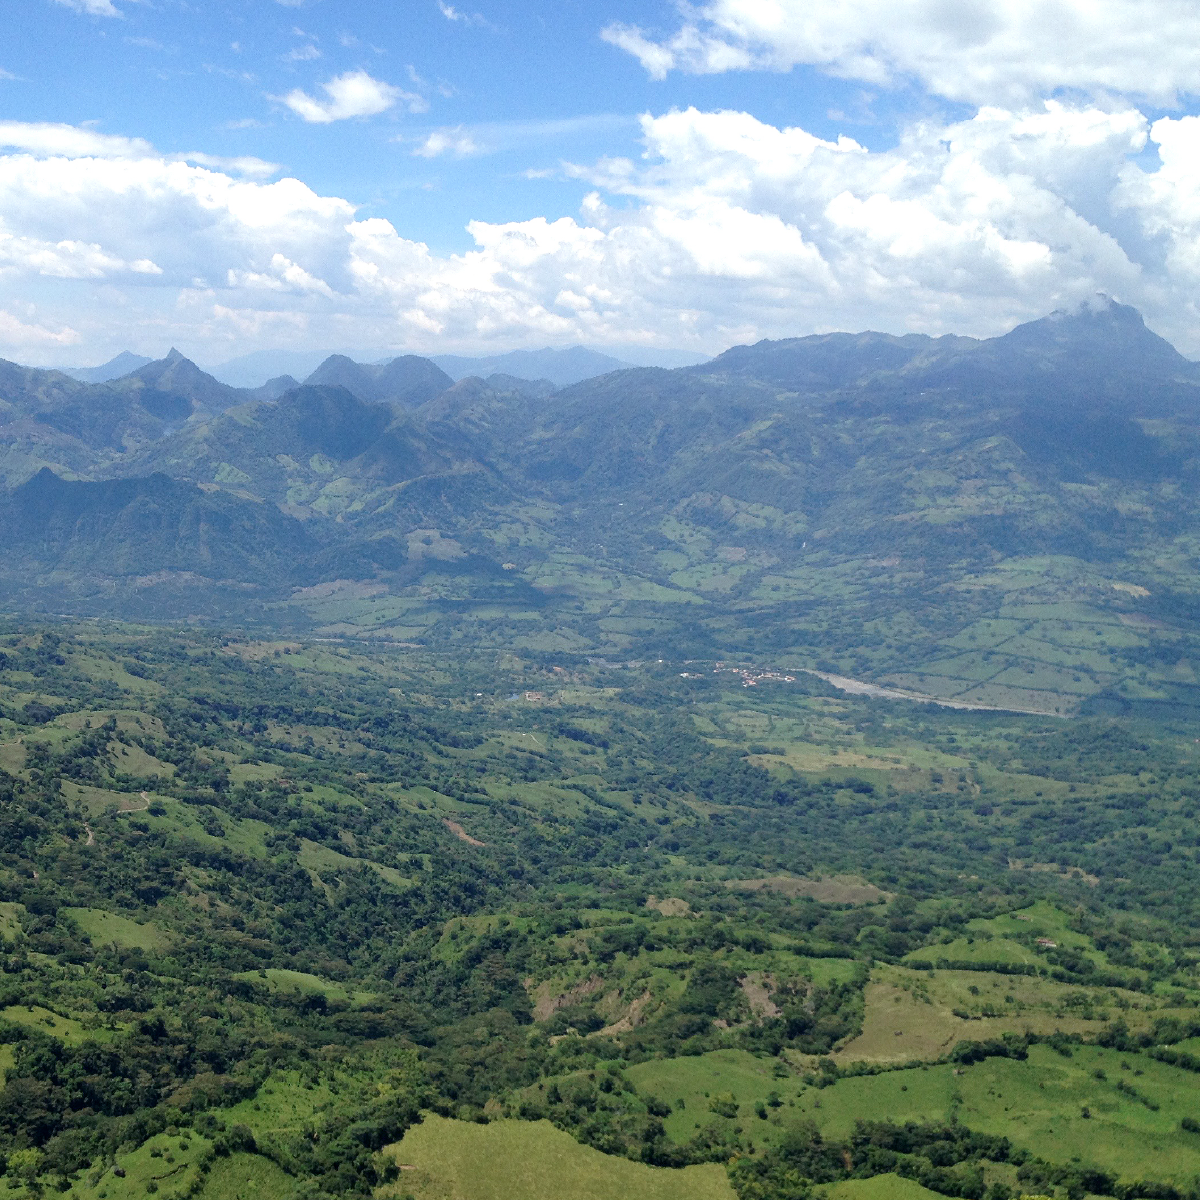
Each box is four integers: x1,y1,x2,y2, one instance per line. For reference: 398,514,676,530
679,661,798,687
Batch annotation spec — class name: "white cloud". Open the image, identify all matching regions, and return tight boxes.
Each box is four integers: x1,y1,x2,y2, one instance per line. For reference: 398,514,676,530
602,0,1200,106
0,309,79,346
437,2,482,23
0,230,161,278
281,70,423,123
9,107,1200,364
0,123,279,178
410,114,629,160
413,127,480,158
184,153,281,179
284,44,321,63
0,122,155,159
53,0,121,15
226,253,334,297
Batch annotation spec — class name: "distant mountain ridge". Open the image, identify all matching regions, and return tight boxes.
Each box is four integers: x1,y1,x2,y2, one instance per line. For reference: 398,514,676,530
431,346,634,387
201,345,689,389
301,354,453,407
4,297,1200,719
61,351,154,384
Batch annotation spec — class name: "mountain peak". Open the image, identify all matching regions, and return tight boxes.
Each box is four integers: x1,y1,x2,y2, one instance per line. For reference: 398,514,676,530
1046,294,1145,329
164,348,187,365
60,350,154,384
995,297,1188,372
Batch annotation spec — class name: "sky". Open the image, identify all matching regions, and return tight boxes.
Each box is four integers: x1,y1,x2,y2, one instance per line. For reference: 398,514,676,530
4,0,1200,369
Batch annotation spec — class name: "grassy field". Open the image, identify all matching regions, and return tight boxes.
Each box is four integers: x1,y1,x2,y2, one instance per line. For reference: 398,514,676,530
1,1005,98,1046
805,1044,1200,1186
726,875,888,904
229,968,375,1005
835,963,1148,1063
63,1130,212,1199
196,1153,294,1200
62,906,171,953
222,1069,341,1141
622,1036,1200,1188
625,1049,805,1149
381,1114,737,1200
0,901,23,944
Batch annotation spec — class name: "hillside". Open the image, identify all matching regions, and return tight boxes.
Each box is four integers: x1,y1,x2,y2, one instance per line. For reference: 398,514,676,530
3,625,1200,1198
0,300,1197,718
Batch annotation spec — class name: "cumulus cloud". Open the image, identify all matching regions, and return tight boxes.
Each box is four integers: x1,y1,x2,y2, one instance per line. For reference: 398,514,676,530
281,70,424,123
7,106,1200,364
602,0,1200,106
184,153,280,179
0,230,161,278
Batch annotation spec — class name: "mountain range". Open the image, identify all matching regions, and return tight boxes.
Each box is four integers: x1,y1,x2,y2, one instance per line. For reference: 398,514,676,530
6,298,1199,717
67,344,684,390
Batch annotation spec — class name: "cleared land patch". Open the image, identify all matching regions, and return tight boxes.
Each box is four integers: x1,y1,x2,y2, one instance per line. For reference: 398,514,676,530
64,1131,212,1200
381,1114,736,1200
197,1152,294,1200
62,907,171,953
836,964,1151,1063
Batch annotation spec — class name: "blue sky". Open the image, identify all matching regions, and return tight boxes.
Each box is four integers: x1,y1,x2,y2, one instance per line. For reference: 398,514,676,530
4,0,925,257
3,0,1200,368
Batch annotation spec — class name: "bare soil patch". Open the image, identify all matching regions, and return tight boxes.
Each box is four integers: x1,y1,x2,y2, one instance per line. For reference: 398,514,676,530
444,819,485,847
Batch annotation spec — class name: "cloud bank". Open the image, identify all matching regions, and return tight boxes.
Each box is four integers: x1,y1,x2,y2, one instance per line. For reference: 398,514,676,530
602,0,1200,106
5,102,1200,362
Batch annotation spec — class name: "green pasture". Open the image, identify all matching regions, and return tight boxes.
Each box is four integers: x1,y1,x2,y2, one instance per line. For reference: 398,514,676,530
64,1131,212,1200
381,1114,736,1200
1,1005,97,1046
626,1049,805,1147
62,907,171,953
0,902,23,944
196,1152,294,1200
806,1044,1200,1185
223,1069,341,1140
230,968,373,1005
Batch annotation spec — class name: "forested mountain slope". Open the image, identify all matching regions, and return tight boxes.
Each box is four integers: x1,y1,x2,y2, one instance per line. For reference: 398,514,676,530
0,300,1197,718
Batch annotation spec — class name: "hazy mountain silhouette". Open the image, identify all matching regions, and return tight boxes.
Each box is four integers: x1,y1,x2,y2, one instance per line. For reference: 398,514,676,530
62,351,154,384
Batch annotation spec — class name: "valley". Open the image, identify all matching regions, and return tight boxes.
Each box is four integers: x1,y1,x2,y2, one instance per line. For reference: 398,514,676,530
1,300,1198,723
0,625,1199,1197
0,301,1199,1198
